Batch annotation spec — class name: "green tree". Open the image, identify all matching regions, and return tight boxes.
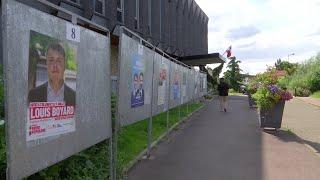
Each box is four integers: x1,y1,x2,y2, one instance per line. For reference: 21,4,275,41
274,59,298,75
223,56,243,91
210,63,224,88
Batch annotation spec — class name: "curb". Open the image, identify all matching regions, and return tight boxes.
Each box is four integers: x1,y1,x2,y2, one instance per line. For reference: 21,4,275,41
295,97,320,108
122,103,206,176
282,127,320,159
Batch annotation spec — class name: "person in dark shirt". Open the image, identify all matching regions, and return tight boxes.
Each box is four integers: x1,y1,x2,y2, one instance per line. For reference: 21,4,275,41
217,78,229,112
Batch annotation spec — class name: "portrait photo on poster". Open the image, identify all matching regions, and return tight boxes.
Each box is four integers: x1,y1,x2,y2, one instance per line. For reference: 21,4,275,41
27,30,77,141
194,73,198,95
172,67,180,100
182,71,187,97
131,53,145,108
157,62,168,106
200,76,204,92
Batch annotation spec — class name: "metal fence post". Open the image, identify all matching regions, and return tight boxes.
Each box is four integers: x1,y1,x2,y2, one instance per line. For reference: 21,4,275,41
186,70,189,114
147,47,156,157
187,99,189,114
113,27,124,180
178,70,181,122
166,56,171,135
107,30,113,180
108,137,113,180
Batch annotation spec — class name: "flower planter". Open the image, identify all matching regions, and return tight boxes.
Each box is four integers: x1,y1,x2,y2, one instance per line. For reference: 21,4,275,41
248,94,257,107
259,101,285,129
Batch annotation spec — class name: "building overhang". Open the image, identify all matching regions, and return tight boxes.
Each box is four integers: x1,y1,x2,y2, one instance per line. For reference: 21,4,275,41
179,53,226,66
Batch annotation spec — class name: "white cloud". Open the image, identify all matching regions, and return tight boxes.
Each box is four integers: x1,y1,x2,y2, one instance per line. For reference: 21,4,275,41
196,0,320,75
226,25,261,40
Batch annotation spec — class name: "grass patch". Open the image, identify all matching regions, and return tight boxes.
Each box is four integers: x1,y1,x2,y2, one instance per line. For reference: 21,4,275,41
117,102,203,179
285,129,296,136
310,91,320,99
282,126,297,136
0,102,203,179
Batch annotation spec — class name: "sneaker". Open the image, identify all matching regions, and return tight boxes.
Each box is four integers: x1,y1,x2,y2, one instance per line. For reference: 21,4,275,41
224,108,227,112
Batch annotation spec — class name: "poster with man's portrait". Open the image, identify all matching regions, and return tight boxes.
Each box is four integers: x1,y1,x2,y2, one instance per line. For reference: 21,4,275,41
172,68,180,100
203,76,207,90
182,72,187,97
194,72,199,95
157,62,168,105
200,76,204,92
131,53,145,108
27,30,77,141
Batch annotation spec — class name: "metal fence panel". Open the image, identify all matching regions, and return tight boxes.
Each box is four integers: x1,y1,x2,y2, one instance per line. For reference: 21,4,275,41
169,61,181,108
152,54,170,116
180,66,189,104
204,73,208,95
188,69,195,101
200,73,205,97
194,70,200,99
3,1,112,179
199,73,204,97
118,33,154,126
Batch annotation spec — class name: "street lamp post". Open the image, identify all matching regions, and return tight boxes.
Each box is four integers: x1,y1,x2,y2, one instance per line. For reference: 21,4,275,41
288,53,295,61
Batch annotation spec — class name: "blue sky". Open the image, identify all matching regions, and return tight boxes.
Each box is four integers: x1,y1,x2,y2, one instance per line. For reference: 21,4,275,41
195,0,320,75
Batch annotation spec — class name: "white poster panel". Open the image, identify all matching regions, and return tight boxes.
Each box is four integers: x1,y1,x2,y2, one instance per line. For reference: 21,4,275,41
118,33,154,126
3,1,112,179
157,61,168,106
181,66,188,104
27,30,77,141
169,61,181,108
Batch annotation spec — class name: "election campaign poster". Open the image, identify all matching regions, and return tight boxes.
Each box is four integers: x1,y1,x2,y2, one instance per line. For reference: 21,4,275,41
203,75,207,91
180,70,187,104
194,72,199,95
131,53,145,108
27,30,77,141
157,62,168,105
172,67,180,100
200,76,204,92
182,71,187,97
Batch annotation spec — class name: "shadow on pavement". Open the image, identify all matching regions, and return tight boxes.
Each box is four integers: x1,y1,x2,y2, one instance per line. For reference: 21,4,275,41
264,129,320,153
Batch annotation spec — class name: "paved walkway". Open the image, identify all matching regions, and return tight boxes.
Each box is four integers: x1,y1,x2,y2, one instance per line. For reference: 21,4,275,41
296,97,320,107
128,96,320,180
283,98,320,152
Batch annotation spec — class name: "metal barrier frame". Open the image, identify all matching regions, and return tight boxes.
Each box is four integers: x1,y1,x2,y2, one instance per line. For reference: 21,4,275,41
114,26,208,179
2,0,113,179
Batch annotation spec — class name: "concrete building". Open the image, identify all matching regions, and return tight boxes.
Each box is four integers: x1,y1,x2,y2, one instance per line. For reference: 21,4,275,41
1,0,224,71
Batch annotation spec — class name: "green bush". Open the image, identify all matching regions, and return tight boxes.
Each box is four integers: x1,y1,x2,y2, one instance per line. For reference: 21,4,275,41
293,87,311,97
277,77,290,90
252,86,278,109
286,53,320,95
0,125,5,179
311,91,320,99
229,88,237,93
0,65,4,119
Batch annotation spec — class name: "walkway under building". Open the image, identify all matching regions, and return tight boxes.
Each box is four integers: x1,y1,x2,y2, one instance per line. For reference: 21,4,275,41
128,96,320,180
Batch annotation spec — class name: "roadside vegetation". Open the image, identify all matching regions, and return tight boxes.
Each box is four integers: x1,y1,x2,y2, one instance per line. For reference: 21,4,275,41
276,53,320,97
247,53,320,99
310,91,320,99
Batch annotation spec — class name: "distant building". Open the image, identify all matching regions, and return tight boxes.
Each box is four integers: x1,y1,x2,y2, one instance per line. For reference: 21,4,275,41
241,74,255,85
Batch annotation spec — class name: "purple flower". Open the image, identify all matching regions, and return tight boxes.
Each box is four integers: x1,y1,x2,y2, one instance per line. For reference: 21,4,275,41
268,85,280,94
281,91,293,101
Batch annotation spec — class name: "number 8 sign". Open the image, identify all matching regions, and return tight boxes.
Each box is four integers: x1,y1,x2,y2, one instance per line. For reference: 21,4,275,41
66,23,80,42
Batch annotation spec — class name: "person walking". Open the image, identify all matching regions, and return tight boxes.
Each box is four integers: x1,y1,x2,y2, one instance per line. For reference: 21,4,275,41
217,78,229,112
